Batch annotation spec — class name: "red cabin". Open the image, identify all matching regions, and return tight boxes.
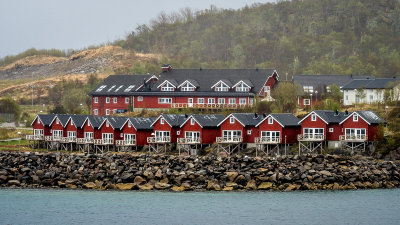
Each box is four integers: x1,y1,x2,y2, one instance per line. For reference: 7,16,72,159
217,113,263,144
339,111,385,142
149,114,187,144
179,114,225,145
29,114,56,140
118,117,155,146
255,113,301,144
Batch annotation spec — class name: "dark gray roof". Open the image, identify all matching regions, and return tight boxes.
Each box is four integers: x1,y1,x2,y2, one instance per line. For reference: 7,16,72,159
342,78,399,90
89,74,155,96
292,74,374,90
129,117,156,130
87,115,106,129
70,115,88,128
107,116,128,130
312,110,349,124
36,114,56,126
232,113,264,126
189,114,225,128
153,69,275,94
55,114,71,127
356,111,385,124
270,113,300,127
161,114,189,127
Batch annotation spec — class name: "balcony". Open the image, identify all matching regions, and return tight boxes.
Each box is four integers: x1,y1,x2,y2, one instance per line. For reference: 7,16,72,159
26,135,44,141
60,137,76,143
115,139,137,146
76,138,94,144
172,103,246,109
297,134,325,141
44,136,53,141
255,137,281,144
147,137,171,144
94,139,114,145
177,137,201,144
340,135,367,142
216,137,243,143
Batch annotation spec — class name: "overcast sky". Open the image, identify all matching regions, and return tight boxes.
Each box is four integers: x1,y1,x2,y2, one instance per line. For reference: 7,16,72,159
0,0,275,58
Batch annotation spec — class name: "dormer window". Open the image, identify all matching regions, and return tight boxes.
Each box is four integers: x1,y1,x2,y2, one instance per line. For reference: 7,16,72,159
236,82,250,92
180,81,195,92
159,81,175,91
311,114,316,121
213,81,229,92
353,115,358,122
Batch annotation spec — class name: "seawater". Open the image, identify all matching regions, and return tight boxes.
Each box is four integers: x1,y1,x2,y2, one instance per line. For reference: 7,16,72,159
0,189,399,225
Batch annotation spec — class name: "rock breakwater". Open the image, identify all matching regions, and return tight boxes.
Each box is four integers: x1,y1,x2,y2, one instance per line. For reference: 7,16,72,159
0,152,399,191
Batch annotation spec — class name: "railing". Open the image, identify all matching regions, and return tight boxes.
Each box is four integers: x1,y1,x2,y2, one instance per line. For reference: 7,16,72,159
297,134,325,141
60,137,76,143
172,103,247,109
26,135,44,140
94,139,114,145
255,137,281,144
147,137,171,143
115,139,136,146
177,137,201,144
77,138,94,144
216,137,243,143
340,135,368,141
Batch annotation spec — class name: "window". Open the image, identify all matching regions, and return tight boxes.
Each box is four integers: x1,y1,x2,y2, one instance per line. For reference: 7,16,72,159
304,128,324,136
264,86,270,92
329,128,334,132
268,117,273,124
185,131,200,141
230,117,235,124
236,82,250,92
326,86,331,93
177,131,180,135
198,98,204,104
303,99,310,105
160,118,164,124
208,98,215,104
158,98,172,104
125,97,129,104
71,120,73,126
239,98,246,105
345,95,348,100
113,109,117,114
191,118,195,125
94,97,98,103
94,109,98,115
369,95,373,101
120,133,123,138
311,114,316,121
124,134,136,143
218,98,225,104
106,97,110,103
138,96,143,101
161,82,175,91
353,115,358,122
37,119,40,124
222,130,242,139
229,98,236,104
106,109,110,115
247,130,252,135
84,132,93,140
106,121,109,127
102,133,113,144
113,97,117,103
67,131,76,138
303,86,314,93
53,130,63,140
215,82,229,92
261,131,280,140
56,119,59,124
128,122,131,128
345,128,366,140
34,129,43,138
181,82,195,91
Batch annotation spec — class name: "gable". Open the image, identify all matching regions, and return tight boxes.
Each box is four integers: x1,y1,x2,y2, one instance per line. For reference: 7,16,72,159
299,111,329,124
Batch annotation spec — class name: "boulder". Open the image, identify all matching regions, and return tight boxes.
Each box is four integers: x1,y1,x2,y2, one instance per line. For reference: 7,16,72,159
134,176,146,185
258,182,273,190
66,184,77,189
155,182,171,190
8,180,20,186
207,180,221,191
116,183,136,190
225,172,238,182
245,180,257,190
225,182,238,189
139,183,154,190
223,187,234,191
83,182,96,189
171,186,186,192
320,170,332,176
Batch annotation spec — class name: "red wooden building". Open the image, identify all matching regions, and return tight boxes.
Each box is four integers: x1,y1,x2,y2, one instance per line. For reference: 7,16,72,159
27,114,56,148
89,66,279,115
118,117,155,148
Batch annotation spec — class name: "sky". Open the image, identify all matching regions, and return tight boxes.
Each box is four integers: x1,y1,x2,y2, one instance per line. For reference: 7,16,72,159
0,0,275,58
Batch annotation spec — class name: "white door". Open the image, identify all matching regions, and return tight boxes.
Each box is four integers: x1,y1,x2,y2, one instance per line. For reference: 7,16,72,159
188,98,193,107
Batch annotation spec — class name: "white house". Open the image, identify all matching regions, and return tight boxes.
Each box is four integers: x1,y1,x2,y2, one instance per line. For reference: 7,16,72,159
342,78,400,105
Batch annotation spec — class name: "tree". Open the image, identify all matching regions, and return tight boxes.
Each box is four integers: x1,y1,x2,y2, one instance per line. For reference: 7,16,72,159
61,88,87,113
356,86,366,104
328,84,342,102
0,97,21,121
271,82,298,113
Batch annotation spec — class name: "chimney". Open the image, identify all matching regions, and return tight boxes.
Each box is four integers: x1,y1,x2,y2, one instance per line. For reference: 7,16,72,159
254,113,258,119
185,114,188,118
162,64,172,72
344,110,349,116
263,113,267,118
334,110,339,116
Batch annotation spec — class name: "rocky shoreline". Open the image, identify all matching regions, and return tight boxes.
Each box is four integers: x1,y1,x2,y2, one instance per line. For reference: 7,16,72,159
0,152,399,191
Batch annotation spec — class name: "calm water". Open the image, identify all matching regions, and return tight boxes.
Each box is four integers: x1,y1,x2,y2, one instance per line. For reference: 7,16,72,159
0,189,399,225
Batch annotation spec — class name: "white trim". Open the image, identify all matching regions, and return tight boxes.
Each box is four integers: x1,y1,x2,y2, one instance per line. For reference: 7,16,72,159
298,111,329,124
151,115,173,128
180,115,203,128
339,112,371,125
177,80,196,88
217,114,246,127
255,114,284,128
232,80,251,88
157,80,176,89
211,80,230,90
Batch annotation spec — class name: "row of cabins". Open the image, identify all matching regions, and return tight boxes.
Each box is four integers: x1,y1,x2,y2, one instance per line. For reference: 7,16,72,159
27,110,385,155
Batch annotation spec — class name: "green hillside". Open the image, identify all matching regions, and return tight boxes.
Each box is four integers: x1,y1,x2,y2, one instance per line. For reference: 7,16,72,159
119,0,400,77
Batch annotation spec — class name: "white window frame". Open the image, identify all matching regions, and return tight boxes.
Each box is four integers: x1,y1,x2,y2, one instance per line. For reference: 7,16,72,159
138,96,143,101
353,115,358,122
160,118,164,124
113,97,117,103
84,132,93,140
161,82,175,91
311,114,316,121
106,97,110,103
261,131,280,139
181,82,195,91
177,131,180,135
222,130,242,139
106,109,110,115
229,98,236,104
208,98,215,104
53,130,63,139
67,131,76,138
185,131,200,141
218,98,225,104
155,131,170,139
239,98,246,105
94,97,98,103
230,117,235,124
304,99,310,106
329,128,334,133
125,97,129,104
190,118,195,125
303,128,324,135
215,82,229,92
247,130,252,135
94,109,98,115
198,98,204,104
268,117,273,124
236,82,250,92
158,98,172,104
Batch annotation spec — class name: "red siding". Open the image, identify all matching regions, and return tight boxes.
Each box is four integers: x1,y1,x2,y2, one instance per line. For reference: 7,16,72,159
326,124,342,141
282,127,301,143
219,116,245,140
245,126,259,143
341,115,381,141
180,118,220,144
298,96,317,108
82,120,94,136
120,122,153,146
368,125,382,141
300,114,327,137
64,119,83,138
259,72,278,97
92,96,130,116
50,118,65,136
152,117,182,143
95,120,115,140
32,117,51,136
